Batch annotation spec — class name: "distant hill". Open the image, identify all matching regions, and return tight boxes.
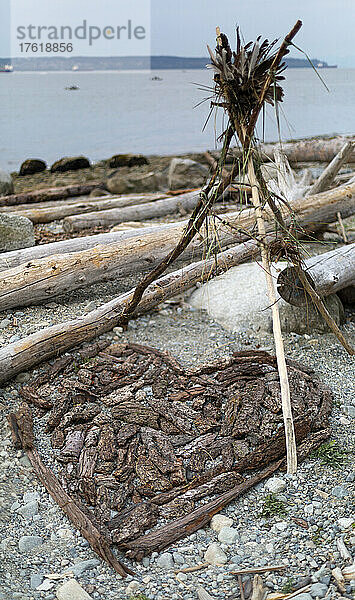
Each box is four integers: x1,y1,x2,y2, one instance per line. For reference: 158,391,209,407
0,55,337,71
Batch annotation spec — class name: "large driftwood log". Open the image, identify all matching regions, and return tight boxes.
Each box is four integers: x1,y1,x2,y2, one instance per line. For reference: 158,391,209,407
0,183,105,207
0,222,179,272
0,238,269,383
62,191,201,232
0,181,354,311
0,193,168,224
278,243,355,306
231,136,355,164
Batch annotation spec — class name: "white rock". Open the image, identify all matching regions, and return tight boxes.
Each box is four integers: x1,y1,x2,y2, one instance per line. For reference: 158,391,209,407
18,535,43,552
304,504,314,516
56,579,92,600
17,500,39,519
275,521,288,532
57,528,74,540
210,514,233,533
156,552,174,569
188,262,343,335
36,579,54,591
218,526,239,545
204,542,228,565
338,517,354,530
125,580,141,595
23,491,40,504
265,477,287,494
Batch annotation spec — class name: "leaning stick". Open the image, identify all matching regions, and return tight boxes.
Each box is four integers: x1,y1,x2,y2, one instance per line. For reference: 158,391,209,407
247,158,297,473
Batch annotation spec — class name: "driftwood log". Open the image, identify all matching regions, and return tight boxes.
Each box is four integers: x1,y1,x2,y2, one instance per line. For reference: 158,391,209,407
278,243,355,306
0,181,354,312
0,223,178,272
231,136,355,164
0,183,105,207
0,193,168,224
62,191,201,232
0,239,262,383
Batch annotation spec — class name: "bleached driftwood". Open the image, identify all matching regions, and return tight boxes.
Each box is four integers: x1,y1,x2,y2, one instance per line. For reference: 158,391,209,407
0,183,104,207
0,238,262,383
233,136,355,164
0,182,354,312
306,140,354,196
1,193,168,224
62,191,201,232
277,243,355,306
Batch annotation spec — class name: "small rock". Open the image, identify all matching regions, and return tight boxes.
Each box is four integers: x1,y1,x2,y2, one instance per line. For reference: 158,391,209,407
176,572,187,583
57,528,74,540
19,159,47,176
16,500,39,518
156,552,174,569
36,579,54,591
173,552,185,565
125,580,141,595
309,583,328,598
23,491,40,504
168,158,208,190
338,517,354,530
142,557,150,567
218,526,239,544
0,318,11,329
109,154,149,168
56,579,92,600
18,535,43,552
84,301,96,313
65,559,100,577
0,214,35,252
265,477,287,494
51,156,90,173
113,326,124,335
204,542,228,565
292,595,313,600
0,168,14,195
210,514,233,533
30,574,44,589
332,485,349,499
106,170,161,194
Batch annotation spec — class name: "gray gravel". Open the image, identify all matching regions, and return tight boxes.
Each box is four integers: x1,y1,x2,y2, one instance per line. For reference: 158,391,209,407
0,285,354,600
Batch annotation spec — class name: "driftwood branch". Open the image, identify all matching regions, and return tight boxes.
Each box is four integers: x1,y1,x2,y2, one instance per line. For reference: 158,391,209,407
7,408,134,578
306,141,354,196
0,183,104,207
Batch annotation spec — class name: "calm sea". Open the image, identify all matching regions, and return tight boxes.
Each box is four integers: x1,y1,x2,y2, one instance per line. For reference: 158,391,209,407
0,68,354,171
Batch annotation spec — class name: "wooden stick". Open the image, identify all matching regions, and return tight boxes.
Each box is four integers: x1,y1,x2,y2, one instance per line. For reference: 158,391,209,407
231,565,287,576
247,157,297,473
337,211,348,243
238,575,246,600
175,563,209,574
7,410,134,577
306,141,354,196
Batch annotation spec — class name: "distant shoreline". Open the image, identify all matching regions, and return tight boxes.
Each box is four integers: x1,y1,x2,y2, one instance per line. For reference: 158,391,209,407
0,55,338,72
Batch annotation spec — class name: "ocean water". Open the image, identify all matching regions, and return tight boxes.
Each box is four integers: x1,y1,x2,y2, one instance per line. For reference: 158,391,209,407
0,68,354,171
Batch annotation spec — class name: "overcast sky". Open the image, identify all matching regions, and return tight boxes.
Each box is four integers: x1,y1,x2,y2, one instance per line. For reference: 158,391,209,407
1,0,354,66
151,0,355,67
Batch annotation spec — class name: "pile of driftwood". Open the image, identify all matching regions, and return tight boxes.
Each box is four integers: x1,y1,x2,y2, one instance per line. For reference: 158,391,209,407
9,341,332,574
